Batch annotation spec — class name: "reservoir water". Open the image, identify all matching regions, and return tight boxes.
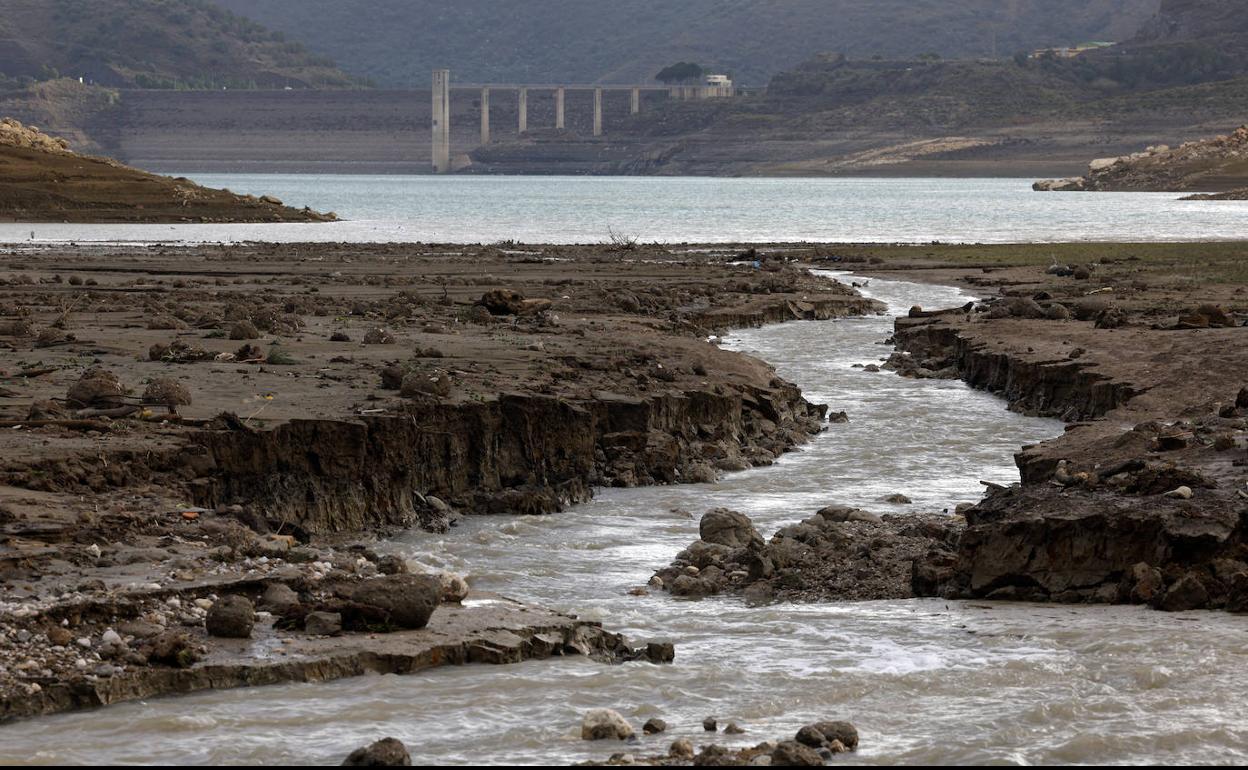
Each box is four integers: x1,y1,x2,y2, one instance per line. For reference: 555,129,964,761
5,273,1246,765
1,175,1245,245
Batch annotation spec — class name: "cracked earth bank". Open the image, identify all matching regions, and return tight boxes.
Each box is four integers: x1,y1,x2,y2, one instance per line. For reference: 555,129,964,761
0,242,880,721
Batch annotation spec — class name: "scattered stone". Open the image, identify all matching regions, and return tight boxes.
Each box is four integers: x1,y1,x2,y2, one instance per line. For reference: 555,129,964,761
703,717,718,732
260,582,300,611
771,740,824,766
642,718,668,735
725,722,746,734
582,709,636,741
669,739,694,759
305,611,343,636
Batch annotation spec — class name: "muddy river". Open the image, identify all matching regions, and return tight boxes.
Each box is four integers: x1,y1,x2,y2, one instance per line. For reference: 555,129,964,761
4,274,1246,765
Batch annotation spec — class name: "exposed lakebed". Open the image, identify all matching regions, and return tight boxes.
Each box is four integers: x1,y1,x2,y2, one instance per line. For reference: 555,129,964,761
3,274,1247,765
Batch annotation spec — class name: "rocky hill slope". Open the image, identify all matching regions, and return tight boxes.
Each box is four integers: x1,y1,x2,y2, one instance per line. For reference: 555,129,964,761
0,118,335,222
1034,124,1248,191
210,0,1158,86
0,0,359,89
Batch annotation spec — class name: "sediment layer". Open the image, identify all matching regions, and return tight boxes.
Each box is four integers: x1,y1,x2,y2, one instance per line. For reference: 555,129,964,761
0,242,879,719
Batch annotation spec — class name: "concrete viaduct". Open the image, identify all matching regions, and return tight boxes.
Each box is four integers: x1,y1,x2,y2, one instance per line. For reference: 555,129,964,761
430,69,726,173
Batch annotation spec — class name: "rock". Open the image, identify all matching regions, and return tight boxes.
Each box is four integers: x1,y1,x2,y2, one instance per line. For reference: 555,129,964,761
770,740,824,766
1045,303,1072,320
46,626,73,646
142,377,192,413
699,509,763,549
1237,387,1248,409
376,555,408,575
882,493,911,504
1072,265,1092,281
342,737,411,766
436,571,470,603
1157,574,1209,612
805,721,858,750
1163,485,1193,500
478,289,552,316
645,641,676,664
815,506,881,524
346,574,441,630
400,370,452,399
305,611,343,636
725,722,746,734
670,738,695,759
581,709,635,741
1127,562,1165,603
205,595,256,638
703,717,718,732
260,582,300,611
147,631,202,668
643,718,668,735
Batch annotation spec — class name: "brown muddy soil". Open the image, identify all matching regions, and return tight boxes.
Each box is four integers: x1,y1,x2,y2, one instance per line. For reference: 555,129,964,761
0,242,878,721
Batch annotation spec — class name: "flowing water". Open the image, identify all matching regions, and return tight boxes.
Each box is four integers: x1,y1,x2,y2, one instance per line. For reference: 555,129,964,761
6,273,1247,765
1,176,1246,244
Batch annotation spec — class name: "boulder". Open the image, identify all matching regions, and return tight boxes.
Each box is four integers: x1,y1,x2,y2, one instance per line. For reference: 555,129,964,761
205,595,256,639
699,508,763,549
771,740,824,766
346,574,441,630
643,718,668,735
581,709,635,741
342,737,411,766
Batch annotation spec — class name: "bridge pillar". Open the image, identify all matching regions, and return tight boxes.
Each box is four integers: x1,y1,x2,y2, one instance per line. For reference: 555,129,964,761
630,87,640,115
593,87,603,136
480,86,491,145
431,69,451,173
555,87,565,129
518,87,528,133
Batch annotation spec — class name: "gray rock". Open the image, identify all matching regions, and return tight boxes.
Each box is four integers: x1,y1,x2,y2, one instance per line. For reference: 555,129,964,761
260,583,299,611
205,595,255,639
347,574,441,630
305,611,343,636
643,718,668,735
581,708,635,740
699,508,763,549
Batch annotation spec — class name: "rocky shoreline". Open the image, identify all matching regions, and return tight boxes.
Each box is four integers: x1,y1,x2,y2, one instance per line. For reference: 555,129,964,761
0,242,879,723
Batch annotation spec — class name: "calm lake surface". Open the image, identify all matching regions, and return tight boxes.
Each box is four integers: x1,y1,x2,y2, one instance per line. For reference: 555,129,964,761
1,175,1245,244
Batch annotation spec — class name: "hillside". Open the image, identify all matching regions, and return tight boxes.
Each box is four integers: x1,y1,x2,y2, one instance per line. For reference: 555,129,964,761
0,118,335,222
210,0,1158,87
1035,124,1248,192
0,0,359,89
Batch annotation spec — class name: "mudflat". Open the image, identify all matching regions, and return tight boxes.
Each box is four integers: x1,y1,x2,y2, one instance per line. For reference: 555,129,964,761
0,241,876,721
